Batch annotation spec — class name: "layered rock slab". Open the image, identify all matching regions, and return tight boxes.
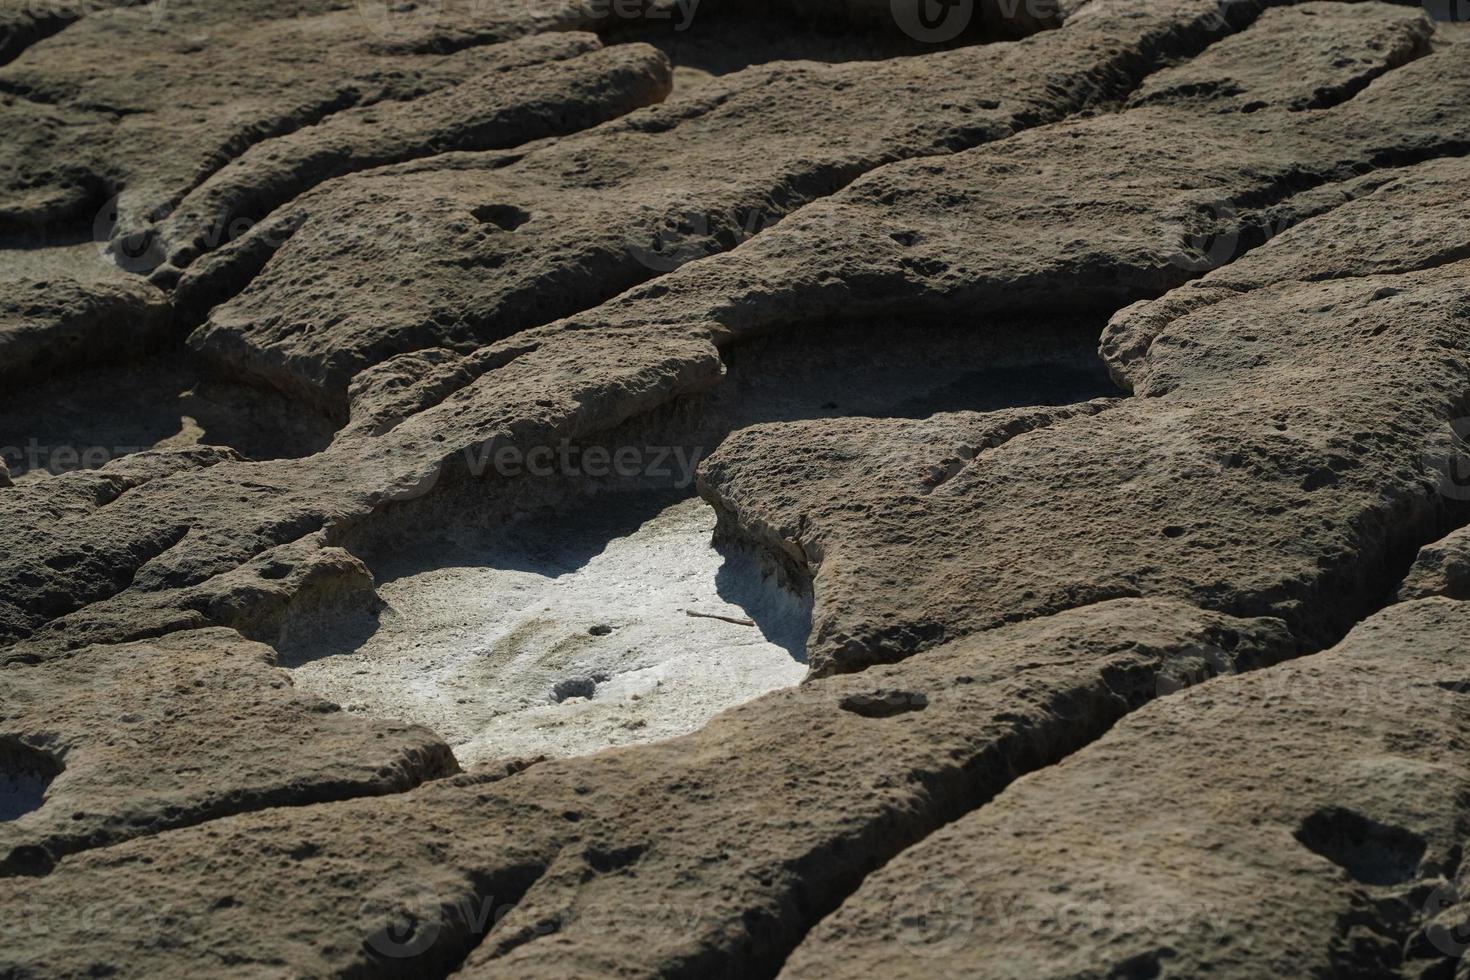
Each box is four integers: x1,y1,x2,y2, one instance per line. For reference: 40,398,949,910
780,596,1470,979
0,4,1466,976
184,0,1301,414
0,600,1293,977
0,272,169,384
697,144,1470,672
569,1,1452,355
150,36,675,277
1397,523,1470,602
0,14,670,245
0,627,456,876
4,1,1466,664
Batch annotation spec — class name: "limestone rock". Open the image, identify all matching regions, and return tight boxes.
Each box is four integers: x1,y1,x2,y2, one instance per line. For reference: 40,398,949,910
0,600,1293,976
0,627,456,876
0,273,171,384
185,0,1298,413
3,3,1470,976
781,597,1470,979
1398,526,1470,601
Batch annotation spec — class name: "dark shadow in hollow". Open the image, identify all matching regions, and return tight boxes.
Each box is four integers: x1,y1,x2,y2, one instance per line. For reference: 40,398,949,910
305,311,1118,672
711,313,1121,430
0,351,337,480
603,0,1064,83
0,738,61,823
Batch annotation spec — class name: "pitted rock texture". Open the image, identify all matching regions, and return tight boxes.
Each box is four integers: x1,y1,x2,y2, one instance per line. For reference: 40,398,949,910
0,599,1296,976
184,0,1298,414
0,627,456,877
3,1,1470,977
781,597,1470,979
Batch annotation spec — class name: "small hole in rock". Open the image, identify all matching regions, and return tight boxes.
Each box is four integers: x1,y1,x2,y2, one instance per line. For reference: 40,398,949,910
840,691,929,718
551,677,599,703
472,204,531,232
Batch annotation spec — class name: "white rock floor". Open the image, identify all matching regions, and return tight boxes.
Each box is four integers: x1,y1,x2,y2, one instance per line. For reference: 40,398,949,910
285,495,810,767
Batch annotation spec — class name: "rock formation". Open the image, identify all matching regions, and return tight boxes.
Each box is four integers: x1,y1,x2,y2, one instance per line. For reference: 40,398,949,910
3,0,1470,976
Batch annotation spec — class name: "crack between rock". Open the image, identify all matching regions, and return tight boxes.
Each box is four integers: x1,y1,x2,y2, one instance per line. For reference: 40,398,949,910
111,1,1317,688
1125,142,1470,379
1,745,461,879
1292,22,1434,112
756,559,1457,978
0,0,1379,665
0,11,77,68
922,398,1121,495
422,856,561,978
179,0,1281,411
159,43,627,276
754,400,1470,979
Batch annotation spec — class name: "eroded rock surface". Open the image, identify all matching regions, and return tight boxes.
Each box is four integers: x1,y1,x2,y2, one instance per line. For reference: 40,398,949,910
0,627,455,876
782,597,1470,979
3,0,1470,977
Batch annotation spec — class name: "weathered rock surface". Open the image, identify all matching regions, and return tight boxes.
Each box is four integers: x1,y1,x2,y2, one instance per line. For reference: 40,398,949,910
693,28,1470,672
0,627,456,876
0,599,1293,977
1398,524,1470,601
0,2,667,241
185,0,1304,414
152,36,674,275
0,273,170,384
702,247,1470,672
3,1,1470,977
781,596,1470,979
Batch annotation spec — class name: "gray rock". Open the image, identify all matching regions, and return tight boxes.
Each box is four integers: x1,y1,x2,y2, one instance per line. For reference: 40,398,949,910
0,273,170,384
185,0,1300,414
1399,525,1470,601
2,4,1469,977
0,627,456,876
0,599,1293,976
0,8,667,245
781,597,1470,979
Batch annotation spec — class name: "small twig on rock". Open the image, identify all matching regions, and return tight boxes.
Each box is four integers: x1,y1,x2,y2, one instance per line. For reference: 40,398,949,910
685,610,756,627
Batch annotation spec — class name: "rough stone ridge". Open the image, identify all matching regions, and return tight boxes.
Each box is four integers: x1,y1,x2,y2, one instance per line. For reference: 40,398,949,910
0,627,457,877
781,596,1470,979
1398,524,1470,601
0,599,1294,977
0,273,171,384
184,0,1318,414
